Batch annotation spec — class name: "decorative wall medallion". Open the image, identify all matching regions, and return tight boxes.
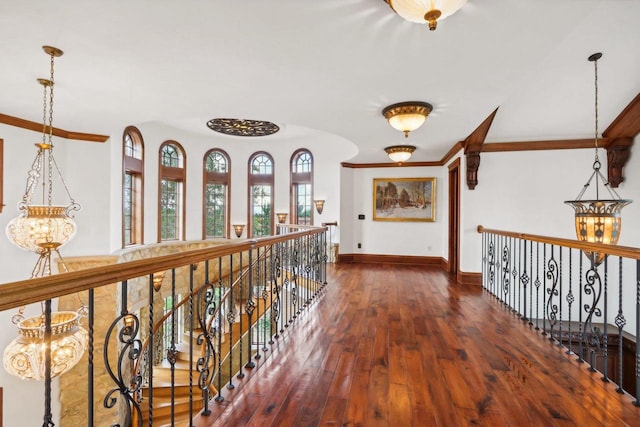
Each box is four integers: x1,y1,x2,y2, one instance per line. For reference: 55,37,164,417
207,118,280,137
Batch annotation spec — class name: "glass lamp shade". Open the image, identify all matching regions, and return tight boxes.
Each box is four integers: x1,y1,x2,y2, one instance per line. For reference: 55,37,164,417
382,102,432,137
276,213,288,224
3,311,88,380
389,0,467,26
387,113,427,134
385,145,416,163
6,205,77,253
564,199,631,265
232,224,245,238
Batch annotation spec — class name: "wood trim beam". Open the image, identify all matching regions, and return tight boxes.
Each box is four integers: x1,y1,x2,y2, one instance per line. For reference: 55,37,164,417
463,108,499,190
341,160,442,168
603,92,640,139
481,138,604,152
0,113,109,143
440,141,464,165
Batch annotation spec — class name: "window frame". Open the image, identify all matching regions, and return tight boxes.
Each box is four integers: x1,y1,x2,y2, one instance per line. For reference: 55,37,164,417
290,149,314,225
247,151,274,237
122,126,144,247
158,140,187,242
202,148,231,239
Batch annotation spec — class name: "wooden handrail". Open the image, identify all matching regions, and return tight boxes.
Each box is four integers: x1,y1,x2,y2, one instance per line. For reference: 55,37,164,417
0,227,326,312
477,225,640,260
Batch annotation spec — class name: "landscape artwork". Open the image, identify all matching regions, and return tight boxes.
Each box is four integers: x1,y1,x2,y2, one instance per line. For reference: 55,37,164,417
373,177,436,222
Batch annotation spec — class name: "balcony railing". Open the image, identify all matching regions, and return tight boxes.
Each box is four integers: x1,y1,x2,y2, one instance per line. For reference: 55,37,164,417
0,225,328,426
478,225,640,405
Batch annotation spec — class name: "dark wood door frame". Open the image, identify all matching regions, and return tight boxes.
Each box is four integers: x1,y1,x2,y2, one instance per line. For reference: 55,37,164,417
448,158,461,279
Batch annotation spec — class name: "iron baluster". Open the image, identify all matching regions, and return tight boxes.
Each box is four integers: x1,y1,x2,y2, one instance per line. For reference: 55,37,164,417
196,260,216,415
566,249,575,355
521,239,530,322
88,288,94,427
227,254,237,388
583,260,603,372
512,237,517,312
577,255,584,363
168,269,178,423
528,240,533,326
542,244,547,336
546,245,559,341
602,257,609,382
502,237,510,307
147,273,154,423
534,242,541,330
103,280,142,427
188,263,195,426
615,256,626,393
245,248,256,369
43,299,53,427
634,259,640,406
215,257,224,402
558,247,563,347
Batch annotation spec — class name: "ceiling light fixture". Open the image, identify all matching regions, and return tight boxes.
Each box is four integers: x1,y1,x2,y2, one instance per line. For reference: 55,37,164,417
3,47,88,393
384,0,467,31
382,101,432,138
385,145,416,163
564,52,632,266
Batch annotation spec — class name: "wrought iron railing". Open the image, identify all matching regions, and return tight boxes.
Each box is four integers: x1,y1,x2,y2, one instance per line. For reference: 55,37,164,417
478,225,640,405
0,226,328,426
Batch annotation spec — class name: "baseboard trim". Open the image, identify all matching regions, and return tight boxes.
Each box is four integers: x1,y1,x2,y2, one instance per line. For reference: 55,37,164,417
337,253,481,285
338,253,444,267
458,271,482,286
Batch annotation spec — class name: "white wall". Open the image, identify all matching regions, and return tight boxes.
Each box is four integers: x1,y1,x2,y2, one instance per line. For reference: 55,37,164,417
460,140,640,272
339,165,446,257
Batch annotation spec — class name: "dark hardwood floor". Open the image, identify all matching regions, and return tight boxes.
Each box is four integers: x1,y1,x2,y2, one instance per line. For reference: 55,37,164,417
193,263,640,426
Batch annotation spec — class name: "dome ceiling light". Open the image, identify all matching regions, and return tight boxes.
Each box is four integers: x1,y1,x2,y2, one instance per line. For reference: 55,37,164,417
207,118,280,137
382,101,432,138
384,0,467,31
385,145,416,163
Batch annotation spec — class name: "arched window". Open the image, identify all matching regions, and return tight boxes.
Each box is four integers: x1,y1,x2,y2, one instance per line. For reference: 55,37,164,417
248,152,274,237
203,149,230,238
158,141,186,241
290,149,313,225
122,127,144,246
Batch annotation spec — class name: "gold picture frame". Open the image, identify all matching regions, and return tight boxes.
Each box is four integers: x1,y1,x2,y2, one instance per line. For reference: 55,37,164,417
373,177,436,222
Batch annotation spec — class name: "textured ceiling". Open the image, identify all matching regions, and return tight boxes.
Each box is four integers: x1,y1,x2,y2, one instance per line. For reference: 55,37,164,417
1,0,639,162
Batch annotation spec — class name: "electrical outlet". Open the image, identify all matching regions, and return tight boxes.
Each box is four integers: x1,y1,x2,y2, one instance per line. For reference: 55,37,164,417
357,243,362,249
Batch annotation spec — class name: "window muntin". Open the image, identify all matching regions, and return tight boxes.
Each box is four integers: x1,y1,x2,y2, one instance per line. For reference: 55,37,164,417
204,149,230,239
122,127,144,247
158,141,186,241
248,152,274,237
290,149,313,225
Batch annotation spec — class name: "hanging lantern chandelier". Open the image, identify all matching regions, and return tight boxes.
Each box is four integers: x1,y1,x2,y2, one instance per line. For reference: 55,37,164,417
6,46,80,260
3,46,87,383
564,52,632,266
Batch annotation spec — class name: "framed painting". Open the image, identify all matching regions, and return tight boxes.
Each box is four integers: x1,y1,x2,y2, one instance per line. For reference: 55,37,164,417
373,177,436,222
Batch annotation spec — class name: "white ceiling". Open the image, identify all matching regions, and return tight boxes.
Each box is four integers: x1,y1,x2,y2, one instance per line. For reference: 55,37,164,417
1,0,639,163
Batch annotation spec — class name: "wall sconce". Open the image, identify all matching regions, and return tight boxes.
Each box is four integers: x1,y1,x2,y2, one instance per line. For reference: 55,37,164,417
276,213,288,224
314,200,325,215
152,271,166,292
232,224,245,238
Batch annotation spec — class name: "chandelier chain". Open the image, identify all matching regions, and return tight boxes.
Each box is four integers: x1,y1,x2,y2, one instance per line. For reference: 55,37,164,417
47,52,55,207
593,56,599,163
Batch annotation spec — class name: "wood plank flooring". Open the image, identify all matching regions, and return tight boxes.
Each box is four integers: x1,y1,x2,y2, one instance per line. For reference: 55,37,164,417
192,263,640,426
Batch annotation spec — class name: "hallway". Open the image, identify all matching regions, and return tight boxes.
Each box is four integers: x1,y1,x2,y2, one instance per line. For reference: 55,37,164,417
193,263,640,426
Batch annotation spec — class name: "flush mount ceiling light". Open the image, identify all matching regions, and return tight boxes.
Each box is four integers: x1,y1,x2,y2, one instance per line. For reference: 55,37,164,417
207,118,280,137
384,0,467,31
564,53,631,266
385,145,416,163
382,101,432,138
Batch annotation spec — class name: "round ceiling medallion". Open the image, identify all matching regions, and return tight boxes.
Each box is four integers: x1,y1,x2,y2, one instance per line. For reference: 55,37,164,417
207,118,280,137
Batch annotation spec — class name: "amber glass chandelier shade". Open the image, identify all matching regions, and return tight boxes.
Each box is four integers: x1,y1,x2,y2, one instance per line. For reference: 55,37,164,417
6,205,77,253
565,199,630,265
3,311,88,380
385,0,467,30
276,213,288,224
314,200,325,215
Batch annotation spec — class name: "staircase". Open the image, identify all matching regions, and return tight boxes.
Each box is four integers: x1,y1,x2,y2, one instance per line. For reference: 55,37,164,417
137,295,273,426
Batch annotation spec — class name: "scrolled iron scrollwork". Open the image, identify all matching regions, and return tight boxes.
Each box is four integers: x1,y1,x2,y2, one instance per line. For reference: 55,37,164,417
103,313,143,427
502,245,510,298
583,266,603,349
488,241,495,288
195,283,218,399
545,255,559,330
